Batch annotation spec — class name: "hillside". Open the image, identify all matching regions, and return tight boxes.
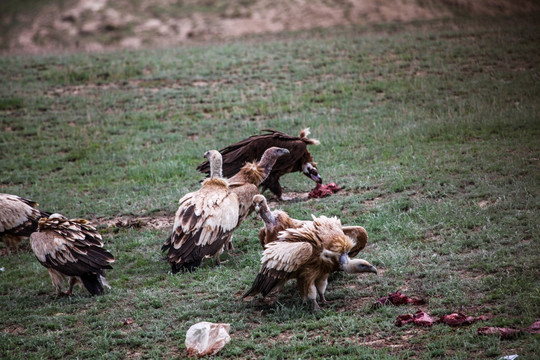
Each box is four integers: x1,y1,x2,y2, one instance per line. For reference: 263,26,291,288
2,0,539,55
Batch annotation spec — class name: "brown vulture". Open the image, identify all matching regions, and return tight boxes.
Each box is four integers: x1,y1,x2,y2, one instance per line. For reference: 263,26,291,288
196,128,322,200
163,147,289,272
253,194,369,257
222,146,290,252
0,193,50,254
162,150,240,273
29,213,115,296
243,216,377,310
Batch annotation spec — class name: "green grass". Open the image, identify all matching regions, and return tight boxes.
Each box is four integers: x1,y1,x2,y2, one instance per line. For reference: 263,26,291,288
1,15,539,359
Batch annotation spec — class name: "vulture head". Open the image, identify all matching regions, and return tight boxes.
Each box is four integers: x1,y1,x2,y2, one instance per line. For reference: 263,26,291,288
253,194,266,214
339,254,378,274
258,147,290,181
204,150,223,179
302,162,322,184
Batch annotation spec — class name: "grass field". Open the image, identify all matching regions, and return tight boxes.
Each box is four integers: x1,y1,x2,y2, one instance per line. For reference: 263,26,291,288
1,13,539,359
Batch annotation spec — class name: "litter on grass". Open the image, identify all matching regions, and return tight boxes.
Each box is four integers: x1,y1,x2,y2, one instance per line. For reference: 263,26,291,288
185,322,231,357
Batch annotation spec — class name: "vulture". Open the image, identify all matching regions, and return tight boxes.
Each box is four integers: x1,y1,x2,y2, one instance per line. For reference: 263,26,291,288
29,213,115,296
253,194,369,257
162,147,289,272
197,128,322,200
243,216,377,310
0,193,50,254
162,150,240,273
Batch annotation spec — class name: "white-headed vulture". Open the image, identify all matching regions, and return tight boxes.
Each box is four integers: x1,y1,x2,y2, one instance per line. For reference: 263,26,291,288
162,150,240,272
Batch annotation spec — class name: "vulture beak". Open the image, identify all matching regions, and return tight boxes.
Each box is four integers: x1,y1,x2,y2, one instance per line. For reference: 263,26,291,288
339,253,349,267
303,163,322,183
254,204,261,213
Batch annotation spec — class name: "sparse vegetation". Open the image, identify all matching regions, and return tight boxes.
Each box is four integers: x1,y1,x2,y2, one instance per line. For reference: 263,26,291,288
1,14,539,359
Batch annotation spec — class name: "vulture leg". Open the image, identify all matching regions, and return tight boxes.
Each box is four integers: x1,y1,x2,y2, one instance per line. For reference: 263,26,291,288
2,234,22,255
304,282,320,311
66,277,81,296
225,234,235,252
315,274,329,306
263,175,284,200
47,268,67,296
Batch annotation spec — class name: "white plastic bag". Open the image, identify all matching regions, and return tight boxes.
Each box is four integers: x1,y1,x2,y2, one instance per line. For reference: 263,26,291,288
185,321,231,356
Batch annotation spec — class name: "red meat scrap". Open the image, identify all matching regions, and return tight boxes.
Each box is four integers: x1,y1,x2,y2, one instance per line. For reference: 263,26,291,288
477,326,522,339
375,291,426,307
439,313,489,326
395,311,488,328
395,309,437,327
478,318,540,339
528,319,540,334
308,182,341,198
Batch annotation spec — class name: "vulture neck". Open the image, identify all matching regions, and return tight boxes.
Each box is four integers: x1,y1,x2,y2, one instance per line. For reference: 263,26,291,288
258,152,280,182
259,203,276,226
209,157,223,179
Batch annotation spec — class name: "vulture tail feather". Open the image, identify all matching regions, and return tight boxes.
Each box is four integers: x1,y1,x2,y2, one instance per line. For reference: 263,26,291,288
80,273,105,296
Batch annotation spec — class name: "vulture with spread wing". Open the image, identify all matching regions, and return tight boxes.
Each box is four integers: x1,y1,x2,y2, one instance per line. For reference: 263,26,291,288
253,194,369,257
243,215,377,310
29,214,115,296
197,129,321,200
0,193,50,254
162,150,240,273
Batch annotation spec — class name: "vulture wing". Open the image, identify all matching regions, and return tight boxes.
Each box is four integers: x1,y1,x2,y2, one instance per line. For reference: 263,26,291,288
30,219,114,295
162,181,239,272
0,194,49,237
243,241,313,298
196,129,313,178
343,226,368,258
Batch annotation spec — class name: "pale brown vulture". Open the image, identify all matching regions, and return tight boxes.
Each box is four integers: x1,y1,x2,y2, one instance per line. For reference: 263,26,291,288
243,216,377,310
29,214,115,296
162,150,240,273
253,194,369,257
197,129,321,200
222,147,289,252
0,193,50,254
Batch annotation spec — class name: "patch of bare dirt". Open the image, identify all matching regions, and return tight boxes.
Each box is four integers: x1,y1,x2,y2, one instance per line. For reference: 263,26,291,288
94,214,173,232
2,0,538,55
2,324,26,335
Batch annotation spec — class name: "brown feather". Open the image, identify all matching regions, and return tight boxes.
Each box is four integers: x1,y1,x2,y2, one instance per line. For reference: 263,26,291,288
0,193,50,253
253,195,369,258
30,214,114,296
245,216,370,310
163,150,240,272
196,129,320,198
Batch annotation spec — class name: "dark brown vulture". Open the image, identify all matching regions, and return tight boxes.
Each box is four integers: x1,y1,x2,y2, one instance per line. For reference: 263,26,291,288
243,216,377,310
162,150,240,273
29,213,115,296
197,128,322,200
0,193,50,254
252,194,369,257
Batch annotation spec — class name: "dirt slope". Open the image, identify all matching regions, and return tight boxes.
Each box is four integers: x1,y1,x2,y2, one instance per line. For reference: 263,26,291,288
1,0,538,55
